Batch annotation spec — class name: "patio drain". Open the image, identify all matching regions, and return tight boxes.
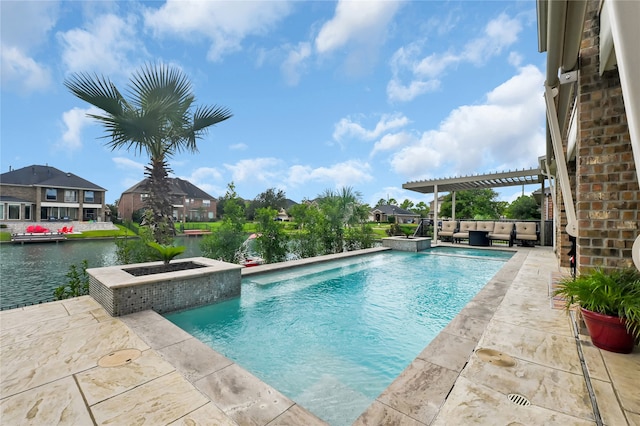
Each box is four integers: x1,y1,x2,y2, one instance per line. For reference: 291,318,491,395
507,393,531,406
475,348,516,367
98,349,141,367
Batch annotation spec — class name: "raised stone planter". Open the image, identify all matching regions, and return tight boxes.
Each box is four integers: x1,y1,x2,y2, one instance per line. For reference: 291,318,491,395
381,236,432,252
88,257,242,316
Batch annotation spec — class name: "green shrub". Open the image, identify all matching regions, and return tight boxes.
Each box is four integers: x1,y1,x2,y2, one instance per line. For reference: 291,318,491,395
54,260,90,300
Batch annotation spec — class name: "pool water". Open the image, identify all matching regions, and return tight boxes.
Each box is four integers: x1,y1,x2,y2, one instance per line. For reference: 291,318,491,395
165,249,513,425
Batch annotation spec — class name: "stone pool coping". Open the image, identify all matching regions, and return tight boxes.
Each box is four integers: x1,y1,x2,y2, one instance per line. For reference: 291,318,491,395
88,257,243,289
3,246,635,424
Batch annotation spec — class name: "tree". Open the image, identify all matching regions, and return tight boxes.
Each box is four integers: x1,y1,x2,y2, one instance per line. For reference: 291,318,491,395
412,201,430,218
288,203,325,258
400,199,414,210
505,195,540,220
200,183,246,262
65,63,232,244
439,189,501,219
317,187,368,253
254,207,288,263
246,188,287,220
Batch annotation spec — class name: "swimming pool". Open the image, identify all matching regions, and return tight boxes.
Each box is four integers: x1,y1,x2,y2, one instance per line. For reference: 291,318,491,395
165,248,513,425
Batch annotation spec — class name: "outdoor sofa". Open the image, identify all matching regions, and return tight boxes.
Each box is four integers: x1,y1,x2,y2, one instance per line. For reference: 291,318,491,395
453,221,477,243
439,220,457,242
515,222,539,246
488,222,515,246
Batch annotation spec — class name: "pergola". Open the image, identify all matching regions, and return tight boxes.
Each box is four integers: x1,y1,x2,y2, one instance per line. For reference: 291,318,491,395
402,167,547,243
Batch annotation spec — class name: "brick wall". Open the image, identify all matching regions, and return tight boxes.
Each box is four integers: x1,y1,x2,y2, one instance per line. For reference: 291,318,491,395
575,0,639,270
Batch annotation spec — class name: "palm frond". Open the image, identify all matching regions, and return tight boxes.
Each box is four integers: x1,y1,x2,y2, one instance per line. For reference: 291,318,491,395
176,104,234,153
64,72,127,116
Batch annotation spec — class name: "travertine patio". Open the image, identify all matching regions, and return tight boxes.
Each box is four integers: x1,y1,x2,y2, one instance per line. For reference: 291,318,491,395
1,247,638,425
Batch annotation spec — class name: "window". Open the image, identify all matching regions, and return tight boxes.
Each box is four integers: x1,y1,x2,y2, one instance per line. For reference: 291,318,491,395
64,190,78,202
8,204,20,220
46,188,57,201
140,193,149,201
202,199,210,207
0,205,4,220
84,191,94,203
24,205,31,220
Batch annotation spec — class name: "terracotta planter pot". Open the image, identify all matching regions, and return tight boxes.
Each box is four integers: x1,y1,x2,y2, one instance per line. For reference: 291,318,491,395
580,307,636,354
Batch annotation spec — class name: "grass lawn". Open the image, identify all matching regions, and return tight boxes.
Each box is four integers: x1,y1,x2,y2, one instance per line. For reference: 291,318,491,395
0,221,420,242
65,225,137,239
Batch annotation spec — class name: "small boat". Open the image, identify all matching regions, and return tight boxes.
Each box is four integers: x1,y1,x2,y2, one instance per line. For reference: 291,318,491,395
242,257,264,267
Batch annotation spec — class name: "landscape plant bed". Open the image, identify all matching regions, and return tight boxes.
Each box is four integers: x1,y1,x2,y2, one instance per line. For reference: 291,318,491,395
124,261,206,276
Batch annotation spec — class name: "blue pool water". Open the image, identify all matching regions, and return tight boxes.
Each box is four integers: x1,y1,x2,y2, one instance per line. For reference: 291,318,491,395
166,248,513,425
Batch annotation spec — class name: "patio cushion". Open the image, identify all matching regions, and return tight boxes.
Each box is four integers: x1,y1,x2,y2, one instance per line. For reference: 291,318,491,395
515,222,538,241
476,221,495,233
439,220,457,238
453,221,477,241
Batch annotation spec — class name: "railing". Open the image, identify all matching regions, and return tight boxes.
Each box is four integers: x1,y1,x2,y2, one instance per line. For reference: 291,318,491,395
1,298,55,311
413,219,433,238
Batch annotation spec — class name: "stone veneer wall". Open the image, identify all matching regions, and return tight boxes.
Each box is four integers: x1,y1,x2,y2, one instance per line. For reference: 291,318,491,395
574,0,639,270
89,258,242,316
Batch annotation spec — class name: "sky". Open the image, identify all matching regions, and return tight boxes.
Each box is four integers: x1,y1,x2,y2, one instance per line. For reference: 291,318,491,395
1,0,547,207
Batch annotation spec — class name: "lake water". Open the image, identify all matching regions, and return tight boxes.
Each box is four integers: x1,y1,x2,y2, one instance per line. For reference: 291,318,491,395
0,237,203,310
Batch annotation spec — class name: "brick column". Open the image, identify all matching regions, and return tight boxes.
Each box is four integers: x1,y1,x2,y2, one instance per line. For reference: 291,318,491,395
575,0,639,270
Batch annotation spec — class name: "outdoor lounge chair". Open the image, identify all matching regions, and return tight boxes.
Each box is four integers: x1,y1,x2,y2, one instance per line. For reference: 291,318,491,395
439,220,457,242
488,222,514,246
476,221,495,233
453,221,477,243
515,222,539,246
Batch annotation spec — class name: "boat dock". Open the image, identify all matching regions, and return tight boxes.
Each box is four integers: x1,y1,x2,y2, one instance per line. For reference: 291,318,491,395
182,230,212,237
11,233,67,244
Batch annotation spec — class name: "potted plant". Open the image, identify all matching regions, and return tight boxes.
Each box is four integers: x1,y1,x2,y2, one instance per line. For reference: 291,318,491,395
554,268,640,353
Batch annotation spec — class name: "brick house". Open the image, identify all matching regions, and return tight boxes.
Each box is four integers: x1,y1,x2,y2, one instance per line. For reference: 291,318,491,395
0,164,107,222
537,0,640,270
118,177,217,222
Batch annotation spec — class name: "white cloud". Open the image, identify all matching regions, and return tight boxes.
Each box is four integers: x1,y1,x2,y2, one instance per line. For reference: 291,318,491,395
387,12,523,103
461,13,521,65
178,167,224,197
315,0,403,76
371,131,415,156
229,143,248,151
143,1,292,61
58,106,102,150
386,78,440,103
333,113,410,142
0,45,52,93
1,1,58,50
390,65,545,179
186,167,223,183
58,13,142,74
0,1,58,93
287,160,373,189
224,158,284,183
315,1,402,54
113,157,145,171
281,42,312,86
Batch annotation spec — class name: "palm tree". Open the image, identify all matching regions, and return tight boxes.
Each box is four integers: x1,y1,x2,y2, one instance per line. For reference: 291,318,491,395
65,63,232,243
